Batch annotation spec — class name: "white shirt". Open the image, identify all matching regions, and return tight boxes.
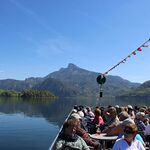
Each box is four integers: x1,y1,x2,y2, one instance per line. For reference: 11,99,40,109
112,138,145,150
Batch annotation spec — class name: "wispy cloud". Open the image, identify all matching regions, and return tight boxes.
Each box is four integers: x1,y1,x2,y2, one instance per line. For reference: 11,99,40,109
9,0,60,36
35,36,76,58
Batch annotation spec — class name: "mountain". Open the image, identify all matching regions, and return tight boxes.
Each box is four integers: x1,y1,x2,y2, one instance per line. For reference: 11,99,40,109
45,63,140,97
33,77,77,97
0,78,44,92
139,80,150,88
0,63,141,97
117,80,150,98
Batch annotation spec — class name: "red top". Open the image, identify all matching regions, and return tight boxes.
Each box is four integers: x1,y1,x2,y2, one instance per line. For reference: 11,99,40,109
92,116,104,126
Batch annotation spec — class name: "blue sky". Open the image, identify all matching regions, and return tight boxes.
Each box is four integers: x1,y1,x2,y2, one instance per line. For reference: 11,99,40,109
0,0,150,83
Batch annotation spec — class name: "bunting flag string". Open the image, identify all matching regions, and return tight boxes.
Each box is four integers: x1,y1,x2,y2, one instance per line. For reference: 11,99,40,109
102,38,150,76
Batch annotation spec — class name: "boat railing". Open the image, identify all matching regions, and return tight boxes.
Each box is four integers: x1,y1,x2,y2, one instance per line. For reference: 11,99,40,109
49,108,73,150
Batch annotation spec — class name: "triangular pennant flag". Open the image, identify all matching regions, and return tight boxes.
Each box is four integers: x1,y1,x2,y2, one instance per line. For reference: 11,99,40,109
132,51,136,55
102,38,150,76
122,60,126,63
128,54,131,58
137,47,142,51
142,44,149,47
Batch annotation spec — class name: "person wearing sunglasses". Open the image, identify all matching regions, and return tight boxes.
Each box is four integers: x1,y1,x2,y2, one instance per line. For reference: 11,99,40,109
112,123,145,150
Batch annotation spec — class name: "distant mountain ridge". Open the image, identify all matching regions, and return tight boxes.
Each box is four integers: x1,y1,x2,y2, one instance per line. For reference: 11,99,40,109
117,80,150,98
46,63,140,97
0,63,141,97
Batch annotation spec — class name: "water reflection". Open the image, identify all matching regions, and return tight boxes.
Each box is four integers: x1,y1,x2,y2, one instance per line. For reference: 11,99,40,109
0,97,150,126
0,96,150,149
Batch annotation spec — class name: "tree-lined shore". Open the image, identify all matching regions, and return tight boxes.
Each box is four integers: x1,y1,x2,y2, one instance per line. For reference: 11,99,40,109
0,89,56,98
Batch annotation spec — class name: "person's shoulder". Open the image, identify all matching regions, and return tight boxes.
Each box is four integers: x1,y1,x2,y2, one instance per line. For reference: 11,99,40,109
112,138,124,149
77,135,85,141
134,138,143,145
115,137,124,143
145,124,150,129
134,139,145,149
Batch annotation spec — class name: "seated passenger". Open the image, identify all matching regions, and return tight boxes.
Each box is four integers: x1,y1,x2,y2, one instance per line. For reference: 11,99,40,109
107,111,132,135
102,107,120,133
89,108,104,133
135,112,146,141
108,117,145,146
70,114,101,150
86,107,95,118
112,123,145,150
92,108,104,125
55,119,90,150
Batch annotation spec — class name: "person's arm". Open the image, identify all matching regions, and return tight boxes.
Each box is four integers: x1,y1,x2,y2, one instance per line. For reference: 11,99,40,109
79,136,90,150
107,124,123,135
102,124,116,133
55,140,65,150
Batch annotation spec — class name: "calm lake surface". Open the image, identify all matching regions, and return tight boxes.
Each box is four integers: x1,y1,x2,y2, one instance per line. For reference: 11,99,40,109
0,97,150,150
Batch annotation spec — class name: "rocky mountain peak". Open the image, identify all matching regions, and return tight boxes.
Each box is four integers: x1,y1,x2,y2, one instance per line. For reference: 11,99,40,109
67,63,79,70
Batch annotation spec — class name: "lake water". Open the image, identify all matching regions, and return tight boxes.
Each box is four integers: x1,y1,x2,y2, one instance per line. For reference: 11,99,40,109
0,97,150,150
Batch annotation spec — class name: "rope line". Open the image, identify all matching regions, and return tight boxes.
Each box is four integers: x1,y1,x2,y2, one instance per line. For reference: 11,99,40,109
102,38,150,75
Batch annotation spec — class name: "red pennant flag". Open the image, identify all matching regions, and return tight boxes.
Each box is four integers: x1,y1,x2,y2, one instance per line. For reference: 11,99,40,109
137,47,142,51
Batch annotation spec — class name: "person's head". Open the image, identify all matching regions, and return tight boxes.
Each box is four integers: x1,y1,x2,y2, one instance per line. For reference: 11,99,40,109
127,105,133,110
70,113,81,126
86,107,92,112
62,119,78,136
94,108,101,116
118,107,125,114
124,123,138,143
124,107,128,112
119,111,129,121
136,112,145,121
78,110,84,118
108,107,117,118
147,107,150,114
127,105,133,113
139,107,146,113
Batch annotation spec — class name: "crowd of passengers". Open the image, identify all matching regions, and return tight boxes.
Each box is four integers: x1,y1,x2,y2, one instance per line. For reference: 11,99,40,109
55,105,150,150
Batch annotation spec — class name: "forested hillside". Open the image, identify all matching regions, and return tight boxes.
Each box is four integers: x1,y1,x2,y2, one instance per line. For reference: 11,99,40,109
0,63,141,97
